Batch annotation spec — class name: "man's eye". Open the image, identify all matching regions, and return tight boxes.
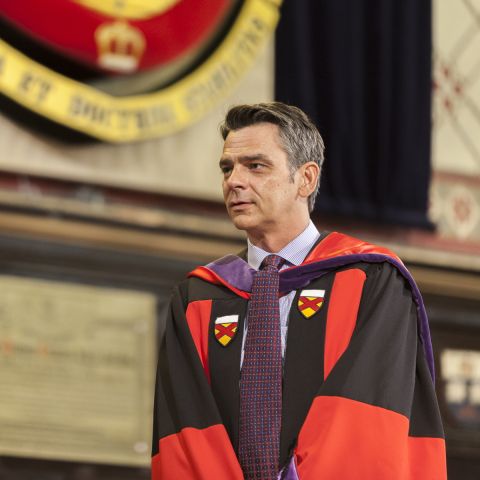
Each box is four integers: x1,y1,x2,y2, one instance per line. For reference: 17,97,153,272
221,166,232,175
249,163,263,170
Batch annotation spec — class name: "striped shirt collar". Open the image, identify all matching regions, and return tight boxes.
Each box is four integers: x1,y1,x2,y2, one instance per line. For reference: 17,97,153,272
247,220,321,270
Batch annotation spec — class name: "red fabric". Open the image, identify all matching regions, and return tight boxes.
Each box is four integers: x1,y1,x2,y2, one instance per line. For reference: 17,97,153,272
295,396,446,479
407,436,447,480
186,300,212,383
0,0,230,71
305,231,403,265
152,424,243,480
324,269,366,379
189,266,251,299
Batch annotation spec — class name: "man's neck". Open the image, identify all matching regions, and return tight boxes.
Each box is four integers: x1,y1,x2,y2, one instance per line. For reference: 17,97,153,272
247,220,311,253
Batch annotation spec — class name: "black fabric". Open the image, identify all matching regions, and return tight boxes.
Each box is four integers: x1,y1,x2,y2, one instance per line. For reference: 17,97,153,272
185,276,237,302
320,263,419,417
280,276,330,466
151,285,222,453
409,344,445,437
275,0,433,228
209,298,247,451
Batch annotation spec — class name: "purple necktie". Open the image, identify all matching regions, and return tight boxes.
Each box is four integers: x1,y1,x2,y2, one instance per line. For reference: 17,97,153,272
239,254,285,480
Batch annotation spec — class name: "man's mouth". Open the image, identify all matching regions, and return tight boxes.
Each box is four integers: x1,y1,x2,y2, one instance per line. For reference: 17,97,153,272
229,200,253,210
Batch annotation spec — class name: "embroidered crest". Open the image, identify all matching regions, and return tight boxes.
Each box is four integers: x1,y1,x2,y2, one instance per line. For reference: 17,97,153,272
214,315,239,347
298,289,325,318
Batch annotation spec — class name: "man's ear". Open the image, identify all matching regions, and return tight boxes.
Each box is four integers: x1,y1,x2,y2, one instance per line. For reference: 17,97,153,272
298,162,320,198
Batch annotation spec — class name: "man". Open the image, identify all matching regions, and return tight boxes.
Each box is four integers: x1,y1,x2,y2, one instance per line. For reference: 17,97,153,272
151,102,446,479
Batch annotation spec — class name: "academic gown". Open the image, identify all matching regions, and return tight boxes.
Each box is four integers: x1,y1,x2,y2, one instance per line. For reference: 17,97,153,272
151,232,447,479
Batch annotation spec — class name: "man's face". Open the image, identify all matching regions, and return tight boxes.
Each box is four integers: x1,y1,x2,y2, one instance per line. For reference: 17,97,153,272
220,123,305,240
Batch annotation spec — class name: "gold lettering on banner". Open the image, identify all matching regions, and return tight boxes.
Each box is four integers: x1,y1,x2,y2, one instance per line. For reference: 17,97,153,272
17,72,52,103
183,15,267,113
69,96,114,127
68,96,177,131
0,275,157,466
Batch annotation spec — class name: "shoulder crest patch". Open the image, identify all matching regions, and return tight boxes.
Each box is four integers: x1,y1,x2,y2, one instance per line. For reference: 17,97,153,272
298,289,325,318
214,315,239,347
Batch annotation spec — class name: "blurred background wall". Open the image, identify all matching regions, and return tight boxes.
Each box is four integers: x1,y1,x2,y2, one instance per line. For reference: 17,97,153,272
0,1,479,479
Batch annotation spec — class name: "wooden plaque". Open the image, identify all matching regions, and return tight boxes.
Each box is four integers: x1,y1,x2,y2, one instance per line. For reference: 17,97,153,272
0,274,157,466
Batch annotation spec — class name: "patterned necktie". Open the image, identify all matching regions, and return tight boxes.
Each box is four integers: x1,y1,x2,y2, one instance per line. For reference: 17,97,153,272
239,254,285,480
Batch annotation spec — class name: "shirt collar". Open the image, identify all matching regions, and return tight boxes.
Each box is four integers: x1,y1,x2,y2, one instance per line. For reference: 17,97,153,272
247,220,320,270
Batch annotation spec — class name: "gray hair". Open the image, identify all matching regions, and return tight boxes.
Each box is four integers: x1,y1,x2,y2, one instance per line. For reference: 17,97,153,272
220,102,325,212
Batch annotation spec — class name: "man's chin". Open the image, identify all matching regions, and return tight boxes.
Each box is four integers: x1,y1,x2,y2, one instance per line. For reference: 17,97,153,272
229,213,256,232
231,219,251,232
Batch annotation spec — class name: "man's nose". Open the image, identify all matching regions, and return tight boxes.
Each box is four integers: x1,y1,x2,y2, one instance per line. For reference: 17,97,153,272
225,165,247,189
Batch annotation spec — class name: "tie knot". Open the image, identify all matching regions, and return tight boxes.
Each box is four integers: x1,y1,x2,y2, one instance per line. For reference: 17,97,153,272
260,254,285,270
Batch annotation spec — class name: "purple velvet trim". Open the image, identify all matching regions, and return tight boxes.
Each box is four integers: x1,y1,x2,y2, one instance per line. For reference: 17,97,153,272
204,253,435,382
206,255,255,292
278,456,299,480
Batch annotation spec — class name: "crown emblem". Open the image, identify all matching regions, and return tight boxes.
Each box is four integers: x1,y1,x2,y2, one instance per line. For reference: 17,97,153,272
94,20,146,73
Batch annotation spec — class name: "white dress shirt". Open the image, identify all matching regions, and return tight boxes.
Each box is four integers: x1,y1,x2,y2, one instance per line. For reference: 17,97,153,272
241,221,321,364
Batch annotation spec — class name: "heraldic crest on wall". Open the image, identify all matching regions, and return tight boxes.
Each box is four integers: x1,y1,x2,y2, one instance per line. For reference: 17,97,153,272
0,0,282,142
